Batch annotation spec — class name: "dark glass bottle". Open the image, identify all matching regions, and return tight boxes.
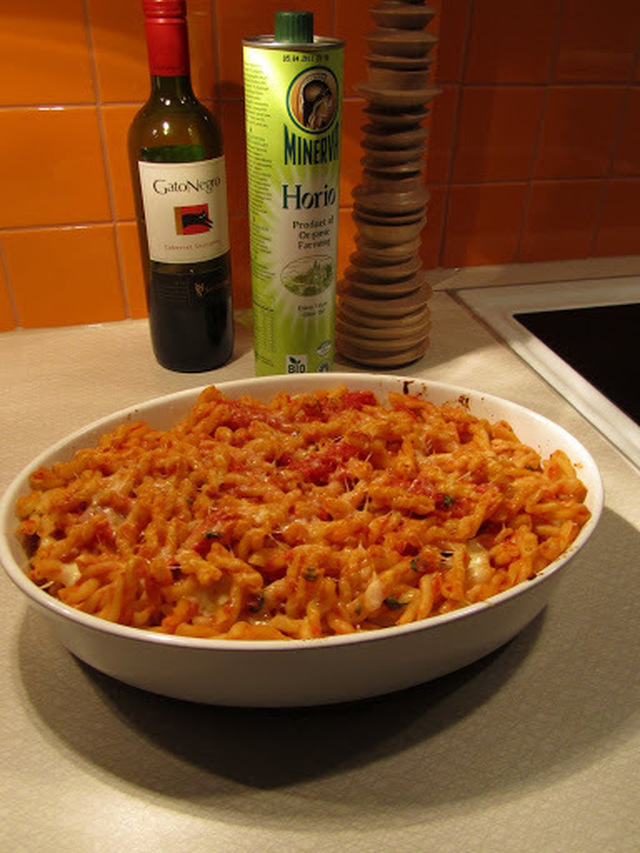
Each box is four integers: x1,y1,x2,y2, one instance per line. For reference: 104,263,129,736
128,0,234,372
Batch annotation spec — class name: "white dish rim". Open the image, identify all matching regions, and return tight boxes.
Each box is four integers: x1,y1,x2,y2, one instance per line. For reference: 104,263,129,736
0,372,604,653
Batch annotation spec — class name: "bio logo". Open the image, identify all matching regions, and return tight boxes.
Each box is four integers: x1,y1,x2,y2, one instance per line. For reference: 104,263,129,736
286,354,308,373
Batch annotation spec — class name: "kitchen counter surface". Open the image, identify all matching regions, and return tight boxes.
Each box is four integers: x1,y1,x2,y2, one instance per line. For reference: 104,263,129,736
1,291,639,853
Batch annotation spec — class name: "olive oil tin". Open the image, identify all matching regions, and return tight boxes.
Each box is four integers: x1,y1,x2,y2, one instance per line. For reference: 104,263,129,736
243,24,344,375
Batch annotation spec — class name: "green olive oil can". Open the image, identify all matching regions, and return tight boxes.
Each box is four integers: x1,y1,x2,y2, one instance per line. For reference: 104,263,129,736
243,12,344,375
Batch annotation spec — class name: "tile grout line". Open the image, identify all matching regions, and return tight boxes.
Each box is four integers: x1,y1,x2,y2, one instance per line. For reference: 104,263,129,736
0,175,635,233
590,99,629,258
0,237,20,328
434,0,475,267
514,0,566,262
210,0,223,105
0,80,631,119
0,79,634,115
82,0,132,319
0,221,135,236
589,30,640,256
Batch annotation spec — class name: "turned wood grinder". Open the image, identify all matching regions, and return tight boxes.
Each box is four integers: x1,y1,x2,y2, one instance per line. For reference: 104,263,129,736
336,0,439,369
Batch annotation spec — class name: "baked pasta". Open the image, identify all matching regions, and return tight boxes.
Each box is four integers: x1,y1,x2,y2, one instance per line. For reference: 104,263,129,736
16,386,591,640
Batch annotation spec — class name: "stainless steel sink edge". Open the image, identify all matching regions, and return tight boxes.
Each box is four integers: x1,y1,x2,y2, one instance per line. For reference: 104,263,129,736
456,277,640,470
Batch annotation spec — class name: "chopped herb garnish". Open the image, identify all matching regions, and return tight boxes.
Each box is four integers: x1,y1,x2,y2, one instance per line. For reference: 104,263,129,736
302,567,318,581
204,530,221,539
384,596,406,609
247,593,264,613
442,494,455,509
410,557,423,572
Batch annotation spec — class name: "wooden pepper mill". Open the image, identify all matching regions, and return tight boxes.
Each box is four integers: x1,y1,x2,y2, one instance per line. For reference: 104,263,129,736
336,0,439,369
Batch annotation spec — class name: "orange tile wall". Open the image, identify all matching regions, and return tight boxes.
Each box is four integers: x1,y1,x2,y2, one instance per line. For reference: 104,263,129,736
1,0,640,331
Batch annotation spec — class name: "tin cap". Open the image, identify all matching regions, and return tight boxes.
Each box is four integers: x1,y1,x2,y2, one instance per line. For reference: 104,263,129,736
274,10,314,43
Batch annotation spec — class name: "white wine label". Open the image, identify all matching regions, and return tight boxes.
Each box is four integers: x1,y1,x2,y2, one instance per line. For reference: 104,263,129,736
138,157,230,263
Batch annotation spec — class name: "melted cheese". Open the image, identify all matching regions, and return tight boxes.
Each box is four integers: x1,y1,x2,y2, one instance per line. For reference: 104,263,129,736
466,540,492,586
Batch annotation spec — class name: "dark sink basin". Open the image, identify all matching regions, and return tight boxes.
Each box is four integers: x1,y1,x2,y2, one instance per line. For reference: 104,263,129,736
515,303,640,426
457,276,640,469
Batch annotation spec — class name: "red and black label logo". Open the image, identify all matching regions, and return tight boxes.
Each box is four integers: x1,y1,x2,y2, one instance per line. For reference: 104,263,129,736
174,204,213,235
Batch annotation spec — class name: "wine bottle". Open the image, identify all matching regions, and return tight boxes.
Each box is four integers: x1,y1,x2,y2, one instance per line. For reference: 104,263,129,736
128,0,234,372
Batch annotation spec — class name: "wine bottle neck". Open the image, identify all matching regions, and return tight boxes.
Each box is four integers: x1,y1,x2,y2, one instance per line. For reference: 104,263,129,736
149,74,195,103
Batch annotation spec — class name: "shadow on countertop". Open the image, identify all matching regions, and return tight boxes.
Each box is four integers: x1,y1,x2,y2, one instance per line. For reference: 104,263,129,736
16,506,640,830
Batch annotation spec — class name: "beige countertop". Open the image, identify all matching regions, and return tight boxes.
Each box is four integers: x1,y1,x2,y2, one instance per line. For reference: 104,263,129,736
1,288,639,853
